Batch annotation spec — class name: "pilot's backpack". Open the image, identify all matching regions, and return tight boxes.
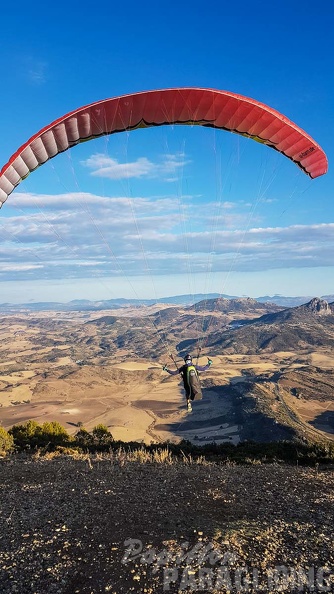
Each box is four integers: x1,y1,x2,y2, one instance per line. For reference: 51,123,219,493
186,365,203,400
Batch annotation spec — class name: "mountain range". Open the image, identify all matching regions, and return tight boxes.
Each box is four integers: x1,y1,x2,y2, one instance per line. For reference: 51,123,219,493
1,293,334,311
81,296,334,359
201,297,334,355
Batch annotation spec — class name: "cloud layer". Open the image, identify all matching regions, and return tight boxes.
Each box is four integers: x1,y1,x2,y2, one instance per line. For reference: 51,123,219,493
0,190,333,285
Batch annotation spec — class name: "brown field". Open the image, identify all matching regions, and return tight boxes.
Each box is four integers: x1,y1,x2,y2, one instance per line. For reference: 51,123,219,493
0,310,334,443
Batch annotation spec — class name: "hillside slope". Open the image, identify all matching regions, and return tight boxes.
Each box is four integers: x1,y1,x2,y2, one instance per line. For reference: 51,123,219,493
201,298,334,355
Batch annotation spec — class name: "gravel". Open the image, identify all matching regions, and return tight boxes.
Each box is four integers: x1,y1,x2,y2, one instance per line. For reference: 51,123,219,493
1,454,334,593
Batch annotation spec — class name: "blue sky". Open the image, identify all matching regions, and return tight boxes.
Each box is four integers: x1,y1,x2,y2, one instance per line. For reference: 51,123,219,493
0,0,333,303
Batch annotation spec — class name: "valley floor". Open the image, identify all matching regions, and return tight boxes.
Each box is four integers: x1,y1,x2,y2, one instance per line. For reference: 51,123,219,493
0,455,334,593
2,351,334,445
1,310,334,444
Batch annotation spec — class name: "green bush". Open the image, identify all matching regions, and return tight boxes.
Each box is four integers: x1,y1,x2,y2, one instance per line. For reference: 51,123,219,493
74,428,93,448
92,424,114,447
73,425,114,451
9,420,70,450
9,420,42,449
0,426,14,454
39,421,71,447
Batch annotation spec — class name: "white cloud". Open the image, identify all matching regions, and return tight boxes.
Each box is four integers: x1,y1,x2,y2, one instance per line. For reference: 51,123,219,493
84,155,153,179
0,263,43,272
1,190,334,284
8,192,181,215
81,152,191,181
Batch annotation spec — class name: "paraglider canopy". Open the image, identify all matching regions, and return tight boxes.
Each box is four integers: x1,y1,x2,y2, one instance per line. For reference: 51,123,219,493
0,88,328,205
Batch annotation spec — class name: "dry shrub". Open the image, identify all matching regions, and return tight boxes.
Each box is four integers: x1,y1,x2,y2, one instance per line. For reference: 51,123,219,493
152,447,174,464
127,447,152,463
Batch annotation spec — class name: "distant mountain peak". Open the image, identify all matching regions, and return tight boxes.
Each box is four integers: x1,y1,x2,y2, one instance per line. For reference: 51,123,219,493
190,296,281,314
301,297,333,316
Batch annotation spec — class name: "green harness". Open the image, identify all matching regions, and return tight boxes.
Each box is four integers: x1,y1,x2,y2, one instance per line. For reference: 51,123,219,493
186,364,202,400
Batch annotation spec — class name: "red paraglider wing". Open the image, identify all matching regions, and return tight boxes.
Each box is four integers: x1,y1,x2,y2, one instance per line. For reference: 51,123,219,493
0,88,328,204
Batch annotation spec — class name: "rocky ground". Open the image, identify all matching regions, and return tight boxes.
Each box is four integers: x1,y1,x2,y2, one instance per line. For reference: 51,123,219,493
1,454,334,593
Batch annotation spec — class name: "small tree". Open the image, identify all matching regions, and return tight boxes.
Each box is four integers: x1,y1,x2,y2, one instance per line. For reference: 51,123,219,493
92,424,114,448
0,426,14,454
9,420,70,449
75,428,93,449
40,421,70,447
74,425,114,451
9,420,42,449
